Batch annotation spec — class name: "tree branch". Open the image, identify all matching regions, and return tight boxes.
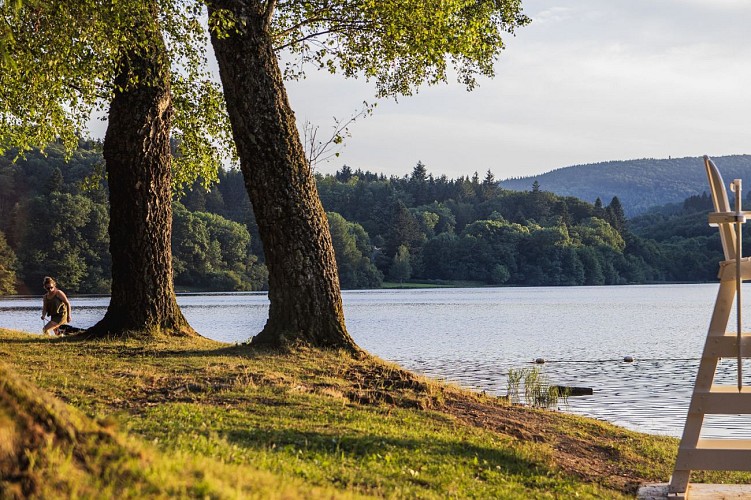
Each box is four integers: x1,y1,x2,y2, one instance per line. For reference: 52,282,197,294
263,0,277,30
275,13,329,39
303,102,374,168
275,28,335,51
274,20,376,51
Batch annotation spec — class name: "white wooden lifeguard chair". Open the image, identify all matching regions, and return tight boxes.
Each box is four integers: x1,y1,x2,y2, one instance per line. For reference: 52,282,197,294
668,156,751,497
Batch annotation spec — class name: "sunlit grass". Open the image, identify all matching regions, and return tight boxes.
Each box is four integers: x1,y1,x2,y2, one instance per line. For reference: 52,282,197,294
1,327,747,498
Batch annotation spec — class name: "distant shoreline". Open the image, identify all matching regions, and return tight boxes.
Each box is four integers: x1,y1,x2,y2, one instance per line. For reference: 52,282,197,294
0,280,720,300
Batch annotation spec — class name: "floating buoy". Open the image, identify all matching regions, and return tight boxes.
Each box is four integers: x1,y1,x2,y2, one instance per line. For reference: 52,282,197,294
534,358,545,364
623,356,634,363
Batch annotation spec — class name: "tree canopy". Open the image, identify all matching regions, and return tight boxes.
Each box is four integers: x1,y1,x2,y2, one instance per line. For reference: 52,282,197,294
270,0,528,96
0,0,232,188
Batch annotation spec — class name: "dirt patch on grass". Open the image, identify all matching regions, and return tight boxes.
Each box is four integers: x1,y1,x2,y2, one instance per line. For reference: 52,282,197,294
440,394,647,494
338,355,662,495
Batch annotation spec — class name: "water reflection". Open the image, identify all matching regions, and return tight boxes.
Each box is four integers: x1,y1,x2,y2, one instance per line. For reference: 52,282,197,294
3,284,751,438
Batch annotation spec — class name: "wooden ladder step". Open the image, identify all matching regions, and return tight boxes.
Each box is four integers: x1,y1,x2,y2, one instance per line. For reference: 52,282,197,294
690,385,751,414
717,256,751,281
675,439,751,471
705,334,751,357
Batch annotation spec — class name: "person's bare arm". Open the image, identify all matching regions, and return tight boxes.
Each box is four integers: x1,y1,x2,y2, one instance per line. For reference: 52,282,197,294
57,290,72,322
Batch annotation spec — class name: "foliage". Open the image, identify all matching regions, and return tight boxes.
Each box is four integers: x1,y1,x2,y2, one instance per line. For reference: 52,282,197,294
4,145,738,292
272,0,530,97
234,156,636,289
629,204,726,283
0,145,264,293
172,202,267,291
0,1,118,155
0,143,109,293
0,0,233,191
0,230,17,295
326,211,382,289
389,244,412,283
16,192,111,293
313,163,732,285
570,217,625,252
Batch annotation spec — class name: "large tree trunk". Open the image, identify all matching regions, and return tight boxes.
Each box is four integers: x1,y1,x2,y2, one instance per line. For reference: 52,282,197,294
86,10,194,338
208,1,358,351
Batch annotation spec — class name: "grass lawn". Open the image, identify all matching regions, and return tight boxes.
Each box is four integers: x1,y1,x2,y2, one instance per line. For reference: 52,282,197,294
1,328,748,498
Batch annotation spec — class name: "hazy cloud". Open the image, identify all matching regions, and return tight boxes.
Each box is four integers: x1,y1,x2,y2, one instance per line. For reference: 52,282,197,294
287,0,751,179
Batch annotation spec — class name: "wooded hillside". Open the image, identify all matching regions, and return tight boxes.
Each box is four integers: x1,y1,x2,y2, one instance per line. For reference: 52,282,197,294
500,155,751,216
0,144,736,295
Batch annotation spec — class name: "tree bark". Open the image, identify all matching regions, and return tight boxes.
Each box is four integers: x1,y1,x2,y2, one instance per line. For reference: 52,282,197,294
208,1,358,351
86,10,194,338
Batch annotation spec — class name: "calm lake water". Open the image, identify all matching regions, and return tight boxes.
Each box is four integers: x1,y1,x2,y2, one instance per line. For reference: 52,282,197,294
3,284,751,439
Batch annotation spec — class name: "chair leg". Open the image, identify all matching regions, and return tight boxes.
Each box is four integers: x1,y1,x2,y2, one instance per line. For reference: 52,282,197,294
669,470,690,494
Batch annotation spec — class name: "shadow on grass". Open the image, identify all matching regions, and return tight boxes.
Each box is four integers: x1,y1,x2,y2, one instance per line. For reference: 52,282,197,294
222,426,548,479
66,338,360,363
0,329,364,363
102,343,278,360
0,334,58,345
0,331,263,357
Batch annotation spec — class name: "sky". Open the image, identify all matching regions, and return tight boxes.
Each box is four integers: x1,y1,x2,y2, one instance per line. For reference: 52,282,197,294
281,0,751,180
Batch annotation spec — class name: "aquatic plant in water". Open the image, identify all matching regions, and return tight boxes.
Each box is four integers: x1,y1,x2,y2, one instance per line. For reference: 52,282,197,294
506,366,569,409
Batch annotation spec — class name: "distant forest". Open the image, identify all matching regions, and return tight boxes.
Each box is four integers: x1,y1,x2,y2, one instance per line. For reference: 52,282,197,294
0,142,738,295
500,154,751,216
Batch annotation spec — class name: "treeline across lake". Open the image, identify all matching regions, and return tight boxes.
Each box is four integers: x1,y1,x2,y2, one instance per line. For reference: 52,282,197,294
0,142,734,295
0,142,267,294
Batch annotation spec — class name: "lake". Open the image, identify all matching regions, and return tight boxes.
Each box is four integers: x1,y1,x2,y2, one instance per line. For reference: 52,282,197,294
2,284,751,439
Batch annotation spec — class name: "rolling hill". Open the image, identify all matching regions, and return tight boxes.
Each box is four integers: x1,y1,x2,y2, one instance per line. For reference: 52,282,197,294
499,155,751,216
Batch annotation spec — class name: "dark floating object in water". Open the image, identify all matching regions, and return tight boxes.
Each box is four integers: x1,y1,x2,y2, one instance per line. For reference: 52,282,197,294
534,357,545,364
552,385,593,396
57,324,86,336
623,355,635,363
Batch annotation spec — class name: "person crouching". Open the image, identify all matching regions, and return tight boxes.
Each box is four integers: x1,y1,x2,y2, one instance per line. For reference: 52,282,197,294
41,276,72,336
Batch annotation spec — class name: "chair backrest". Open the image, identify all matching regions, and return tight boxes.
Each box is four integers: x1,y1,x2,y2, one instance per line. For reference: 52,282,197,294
704,155,737,261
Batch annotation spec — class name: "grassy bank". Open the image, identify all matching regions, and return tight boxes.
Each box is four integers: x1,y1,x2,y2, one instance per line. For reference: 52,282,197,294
0,328,747,498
